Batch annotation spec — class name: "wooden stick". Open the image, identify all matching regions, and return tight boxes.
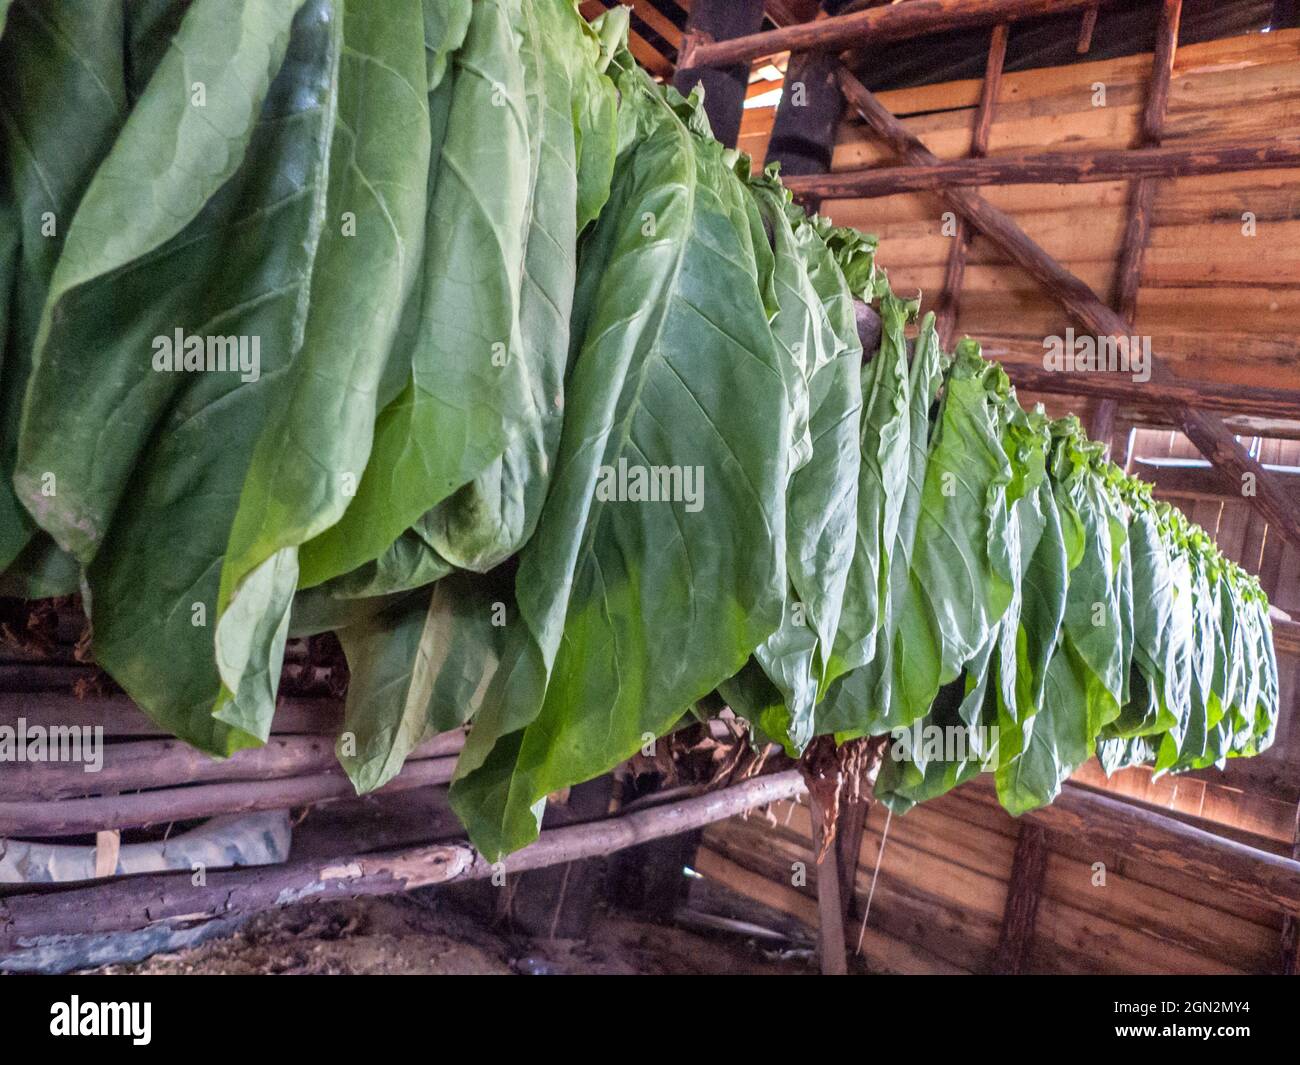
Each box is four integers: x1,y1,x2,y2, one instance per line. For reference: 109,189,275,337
0,730,465,802
0,694,340,737
990,823,1047,973
976,357,1300,422
810,793,848,974
835,66,1300,551
0,771,807,951
1076,2,1099,53
0,757,457,837
783,136,1300,199
681,0,1098,68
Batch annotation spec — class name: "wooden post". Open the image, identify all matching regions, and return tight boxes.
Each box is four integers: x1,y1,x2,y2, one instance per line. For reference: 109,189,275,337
1094,0,1182,442
673,0,768,149
781,137,1300,198
991,823,1047,974
937,22,1007,348
834,66,1300,551
766,0,857,201
810,793,848,974
1282,801,1300,974
682,0,1098,68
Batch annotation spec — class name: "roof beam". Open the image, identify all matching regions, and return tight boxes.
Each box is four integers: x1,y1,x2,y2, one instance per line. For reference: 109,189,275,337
783,136,1300,198
679,0,1099,69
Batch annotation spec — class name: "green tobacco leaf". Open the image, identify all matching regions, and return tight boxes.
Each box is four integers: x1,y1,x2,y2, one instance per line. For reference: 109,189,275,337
215,0,435,744
450,71,789,859
0,0,129,575
815,307,943,739
296,0,538,586
336,573,506,792
15,0,323,753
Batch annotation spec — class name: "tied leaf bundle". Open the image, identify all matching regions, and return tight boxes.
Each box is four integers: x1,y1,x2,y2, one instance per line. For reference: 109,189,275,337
0,0,1279,859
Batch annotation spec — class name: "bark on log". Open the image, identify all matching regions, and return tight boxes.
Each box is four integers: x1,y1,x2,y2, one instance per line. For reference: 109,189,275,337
782,137,1300,199
682,0,1099,68
0,770,807,951
0,730,465,802
990,823,1047,974
0,757,456,837
0,694,340,737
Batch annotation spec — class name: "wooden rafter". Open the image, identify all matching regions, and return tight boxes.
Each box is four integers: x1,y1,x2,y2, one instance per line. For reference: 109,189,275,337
680,0,1100,69
990,823,1047,974
1094,0,1183,441
783,137,1300,199
835,65,1300,551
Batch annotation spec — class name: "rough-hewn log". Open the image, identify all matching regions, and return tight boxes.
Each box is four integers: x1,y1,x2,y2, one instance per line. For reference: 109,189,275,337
975,349,1300,422
835,67,1300,551
990,823,1047,974
0,771,807,951
783,137,1300,199
811,794,848,974
0,730,466,802
672,0,768,149
0,694,340,737
969,778,1300,915
680,0,1098,68
0,757,456,837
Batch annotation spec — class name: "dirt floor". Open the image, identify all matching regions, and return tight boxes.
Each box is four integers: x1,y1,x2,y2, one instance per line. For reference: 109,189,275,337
94,892,817,976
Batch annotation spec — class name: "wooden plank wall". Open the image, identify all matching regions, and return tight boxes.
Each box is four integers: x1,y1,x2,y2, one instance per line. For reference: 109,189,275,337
737,28,1300,402
699,787,1287,975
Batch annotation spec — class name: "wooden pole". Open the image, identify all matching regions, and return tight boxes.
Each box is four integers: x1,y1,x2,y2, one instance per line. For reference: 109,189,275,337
783,136,1300,199
937,22,1007,348
0,730,465,802
0,757,457,837
990,823,1047,973
680,0,1098,69
0,770,808,952
834,66,1300,551
976,357,1300,422
811,794,848,974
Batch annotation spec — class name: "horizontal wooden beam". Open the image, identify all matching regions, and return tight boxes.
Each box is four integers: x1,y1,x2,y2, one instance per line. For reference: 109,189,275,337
680,0,1098,68
988,359,1300,422
0,730,466,802
0,771,807,952
1131,457,1300,500
0,694,340,737
0,757,456,837
784,137,1300,199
